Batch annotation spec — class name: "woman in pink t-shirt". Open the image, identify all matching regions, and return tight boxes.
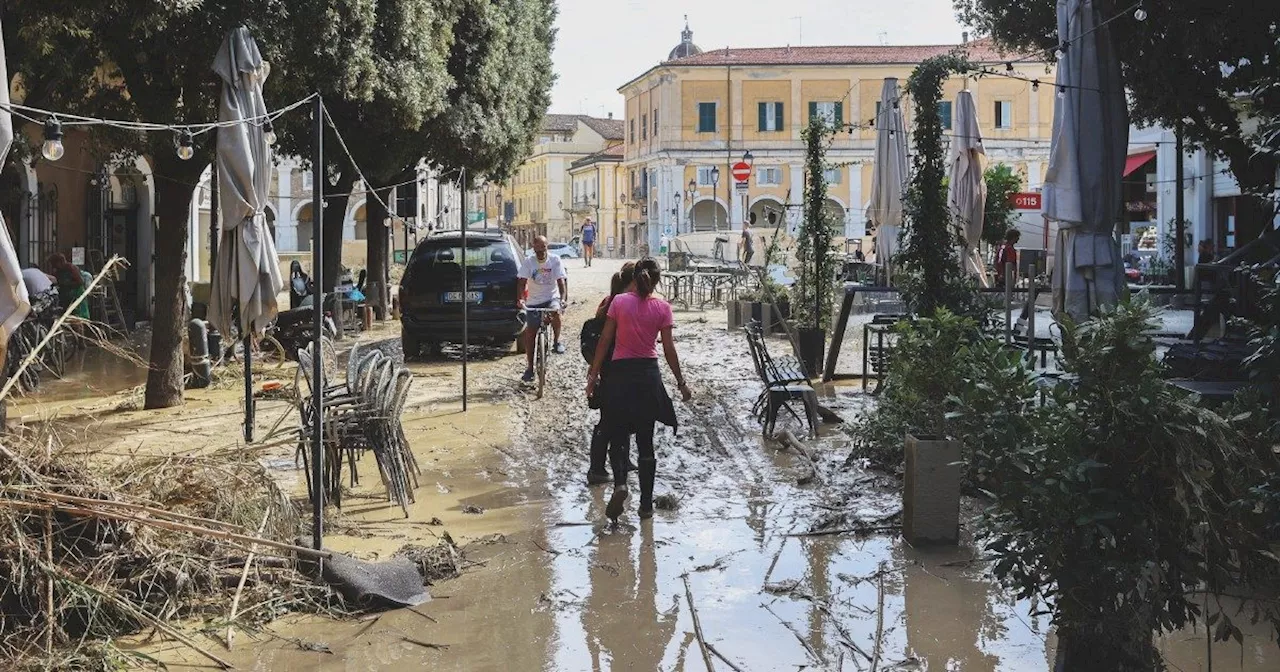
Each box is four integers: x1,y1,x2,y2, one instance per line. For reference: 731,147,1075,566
586,258,692,522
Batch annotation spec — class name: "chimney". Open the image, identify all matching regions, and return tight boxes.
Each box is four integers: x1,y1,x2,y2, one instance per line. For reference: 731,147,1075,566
608,112,613,119
962,31,969,44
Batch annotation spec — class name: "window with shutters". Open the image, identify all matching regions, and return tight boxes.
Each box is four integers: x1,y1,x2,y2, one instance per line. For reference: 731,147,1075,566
995,101,1013,129
823,168,842,185
696,166,718,186
938,101,953,130
641,113,648,140
653,109,658,135
809,101,842,125
756,167,782,186
629,119,635,142
697,102,717,132
758,102,785,132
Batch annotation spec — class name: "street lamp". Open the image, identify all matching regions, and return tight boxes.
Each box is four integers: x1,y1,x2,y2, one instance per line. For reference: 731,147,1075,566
685,178,698,234
710,166,721,232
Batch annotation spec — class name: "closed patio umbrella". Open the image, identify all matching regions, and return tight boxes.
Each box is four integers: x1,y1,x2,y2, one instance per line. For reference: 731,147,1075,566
947,90,989,287
208,27,282,442
867,78,908,285
1044,0,1128,321
0,20,29,337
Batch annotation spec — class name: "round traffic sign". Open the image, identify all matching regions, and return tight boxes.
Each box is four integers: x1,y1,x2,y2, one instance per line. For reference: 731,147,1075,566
731,162,751,183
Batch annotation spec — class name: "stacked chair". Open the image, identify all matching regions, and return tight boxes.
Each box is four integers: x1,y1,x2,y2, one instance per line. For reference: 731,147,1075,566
296,339,420,517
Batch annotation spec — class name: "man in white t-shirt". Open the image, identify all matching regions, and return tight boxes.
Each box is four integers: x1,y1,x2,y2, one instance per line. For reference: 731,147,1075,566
517,235,568,382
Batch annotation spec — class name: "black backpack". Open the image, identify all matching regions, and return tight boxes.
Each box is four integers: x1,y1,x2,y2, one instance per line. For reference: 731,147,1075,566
580,315,611,364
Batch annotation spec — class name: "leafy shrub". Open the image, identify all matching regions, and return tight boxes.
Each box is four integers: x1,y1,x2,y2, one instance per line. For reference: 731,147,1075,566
975,300,1280,668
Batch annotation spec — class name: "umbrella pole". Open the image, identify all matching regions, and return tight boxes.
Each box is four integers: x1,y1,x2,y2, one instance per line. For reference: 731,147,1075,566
468,167,473,409
310,95,325,553
243,333,253,443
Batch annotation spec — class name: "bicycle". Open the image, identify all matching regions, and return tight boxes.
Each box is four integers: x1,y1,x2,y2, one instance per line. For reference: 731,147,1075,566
523,306,559,399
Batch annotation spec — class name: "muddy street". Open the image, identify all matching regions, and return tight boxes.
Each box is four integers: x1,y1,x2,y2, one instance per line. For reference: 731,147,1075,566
52,257,1270,671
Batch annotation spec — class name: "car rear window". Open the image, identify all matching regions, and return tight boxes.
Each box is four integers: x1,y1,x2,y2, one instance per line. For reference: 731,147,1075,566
411,240,518,272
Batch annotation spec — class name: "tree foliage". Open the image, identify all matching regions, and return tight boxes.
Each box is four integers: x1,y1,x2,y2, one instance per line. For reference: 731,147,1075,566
954,0,1280,211
792,117,838,331
898,54,988,319
981,163,1021,246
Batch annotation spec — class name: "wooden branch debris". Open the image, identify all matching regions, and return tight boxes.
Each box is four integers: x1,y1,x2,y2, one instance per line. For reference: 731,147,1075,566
682,574,716,672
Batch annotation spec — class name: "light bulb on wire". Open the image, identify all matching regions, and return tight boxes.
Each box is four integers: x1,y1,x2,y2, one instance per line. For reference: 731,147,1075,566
263,120,277,146
41,118,65,162
1134,5,1147,21
1032,80,1040,92
1057,86,1067,99
177,130,194,161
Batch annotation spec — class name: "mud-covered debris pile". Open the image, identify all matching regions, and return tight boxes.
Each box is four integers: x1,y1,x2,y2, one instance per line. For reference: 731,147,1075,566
395,533,463,585
0,423,341,670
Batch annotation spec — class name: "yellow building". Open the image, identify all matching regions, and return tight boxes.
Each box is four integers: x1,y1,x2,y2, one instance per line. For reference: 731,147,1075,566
508,114,624,246
618,22,1056,253
567,143,626,257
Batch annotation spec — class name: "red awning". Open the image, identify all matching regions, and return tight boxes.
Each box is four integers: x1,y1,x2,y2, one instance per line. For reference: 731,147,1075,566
1124,151,1156,177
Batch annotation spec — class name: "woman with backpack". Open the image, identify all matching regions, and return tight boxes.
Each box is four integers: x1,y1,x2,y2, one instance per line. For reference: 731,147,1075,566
583,263,633,485
586,258,692,522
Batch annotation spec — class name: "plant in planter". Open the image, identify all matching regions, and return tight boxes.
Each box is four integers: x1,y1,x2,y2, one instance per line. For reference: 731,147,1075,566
791,116,840,375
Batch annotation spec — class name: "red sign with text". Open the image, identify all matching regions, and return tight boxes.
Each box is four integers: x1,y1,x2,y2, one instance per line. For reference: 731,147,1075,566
1010,192,1042,210
731,162,751,183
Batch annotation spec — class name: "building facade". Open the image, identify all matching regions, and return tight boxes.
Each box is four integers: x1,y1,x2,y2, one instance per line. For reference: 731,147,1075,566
618,23,1057,254
568,143,625,256
507,114,624,246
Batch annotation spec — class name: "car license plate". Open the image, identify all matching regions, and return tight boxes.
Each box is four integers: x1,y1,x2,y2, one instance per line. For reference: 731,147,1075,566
443,291,482,303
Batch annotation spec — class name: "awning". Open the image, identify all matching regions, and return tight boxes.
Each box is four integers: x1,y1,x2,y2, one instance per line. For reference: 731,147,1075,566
1123,150,1156,177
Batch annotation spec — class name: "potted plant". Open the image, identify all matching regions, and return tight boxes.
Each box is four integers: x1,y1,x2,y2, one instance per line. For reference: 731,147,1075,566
790,117,840,376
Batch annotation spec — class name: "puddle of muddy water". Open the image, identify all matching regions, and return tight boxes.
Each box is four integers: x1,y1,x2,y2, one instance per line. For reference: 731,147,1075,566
132,264,1278,672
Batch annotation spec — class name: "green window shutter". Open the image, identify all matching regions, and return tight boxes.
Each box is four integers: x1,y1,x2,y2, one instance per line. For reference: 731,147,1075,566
808,101,817,122
775,103,784,131
834,102,844,124
758,102,767,132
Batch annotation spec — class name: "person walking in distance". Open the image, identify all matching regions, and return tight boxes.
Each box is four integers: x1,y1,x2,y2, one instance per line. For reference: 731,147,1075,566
586,258,691,521
580,218,597,267
517,235,568,383
739,219,755,265
584,263,636,485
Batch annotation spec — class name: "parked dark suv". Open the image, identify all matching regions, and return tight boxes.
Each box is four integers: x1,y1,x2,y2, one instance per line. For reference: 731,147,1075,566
399,229,523,357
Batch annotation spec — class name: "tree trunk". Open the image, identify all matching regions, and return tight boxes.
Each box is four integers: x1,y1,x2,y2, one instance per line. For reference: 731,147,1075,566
366,187,391,319
1053,595,1161,672
144,159,198,410
322,171,357,292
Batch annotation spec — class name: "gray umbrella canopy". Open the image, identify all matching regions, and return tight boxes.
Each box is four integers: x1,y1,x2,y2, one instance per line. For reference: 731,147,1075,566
0,18,29,335
208,27,282,338
866,78,908,283
1044,0,1129,321
946,90,989,287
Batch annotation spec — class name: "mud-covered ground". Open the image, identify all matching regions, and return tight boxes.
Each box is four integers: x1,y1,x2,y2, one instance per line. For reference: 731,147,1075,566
22,258,1274,671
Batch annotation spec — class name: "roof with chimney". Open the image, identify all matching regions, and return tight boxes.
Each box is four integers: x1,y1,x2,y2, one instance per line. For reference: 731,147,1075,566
541,114,625,141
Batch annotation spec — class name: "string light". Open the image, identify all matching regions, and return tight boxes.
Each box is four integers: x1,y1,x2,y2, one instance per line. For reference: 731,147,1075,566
1054,44,1067,60
177,130,194,160
1057,86,1067,99
41,117,65,161
1134,4,1147,21
1005,62,1014,72
1032,80,1040,92
263,120,277,146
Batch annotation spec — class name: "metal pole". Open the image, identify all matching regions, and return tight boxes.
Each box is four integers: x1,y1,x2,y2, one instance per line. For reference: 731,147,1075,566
210,160,219,282
1005,261,1014,345
310,95,325,552
1175,124,1187,290
461,169,468,412
1026,281,1037,361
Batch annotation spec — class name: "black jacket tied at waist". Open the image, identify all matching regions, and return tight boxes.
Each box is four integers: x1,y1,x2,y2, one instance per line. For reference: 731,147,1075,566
599,358,677,433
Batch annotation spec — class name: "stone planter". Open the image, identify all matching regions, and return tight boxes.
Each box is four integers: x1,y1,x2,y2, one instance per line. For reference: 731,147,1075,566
796,327,826,378
902,434,962,545
727,300,747,331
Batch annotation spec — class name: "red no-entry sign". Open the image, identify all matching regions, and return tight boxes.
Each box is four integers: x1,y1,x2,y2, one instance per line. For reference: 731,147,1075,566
731,162,751,183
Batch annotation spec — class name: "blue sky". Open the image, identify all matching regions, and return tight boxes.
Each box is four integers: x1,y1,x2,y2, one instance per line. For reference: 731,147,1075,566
551,0,968,119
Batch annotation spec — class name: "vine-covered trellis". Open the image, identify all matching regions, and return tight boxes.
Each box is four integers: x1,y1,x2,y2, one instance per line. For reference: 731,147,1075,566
793,116,839,331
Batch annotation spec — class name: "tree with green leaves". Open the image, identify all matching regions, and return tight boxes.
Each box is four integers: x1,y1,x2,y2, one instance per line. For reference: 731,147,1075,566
954,0,1280,242
793,117,837,332
981,163,1021,246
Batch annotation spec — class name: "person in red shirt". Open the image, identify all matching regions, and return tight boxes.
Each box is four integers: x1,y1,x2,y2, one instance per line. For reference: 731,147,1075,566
994,229,1020,287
